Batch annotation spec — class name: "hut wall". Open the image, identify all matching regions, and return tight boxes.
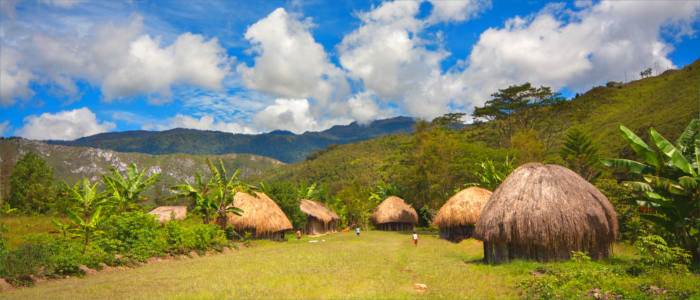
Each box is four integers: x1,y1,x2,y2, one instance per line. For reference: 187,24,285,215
305,217,326,235
438,225,475,243
375,222,414,231
483,241,613,264
237,228,288,241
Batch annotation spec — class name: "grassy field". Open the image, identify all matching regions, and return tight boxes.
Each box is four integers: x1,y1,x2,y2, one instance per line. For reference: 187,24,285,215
3,230,698,299
0,216,69,248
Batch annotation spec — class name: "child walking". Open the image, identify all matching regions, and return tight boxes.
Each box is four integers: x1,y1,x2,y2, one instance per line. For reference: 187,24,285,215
355,226,360,237
412,231,418,246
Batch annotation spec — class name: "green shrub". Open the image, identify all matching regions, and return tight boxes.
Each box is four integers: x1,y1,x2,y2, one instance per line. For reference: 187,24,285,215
0,240,50,286
183,223,225,251
98,211,167,261
634,234,692,273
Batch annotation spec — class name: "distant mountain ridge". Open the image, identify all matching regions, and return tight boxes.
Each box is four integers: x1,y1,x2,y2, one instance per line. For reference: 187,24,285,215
47,117,416,163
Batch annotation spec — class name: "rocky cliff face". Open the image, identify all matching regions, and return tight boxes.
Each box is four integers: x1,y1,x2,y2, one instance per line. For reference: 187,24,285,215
0,138,283,204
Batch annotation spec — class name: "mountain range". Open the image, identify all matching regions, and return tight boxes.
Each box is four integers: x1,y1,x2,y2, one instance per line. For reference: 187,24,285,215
47,116,416,163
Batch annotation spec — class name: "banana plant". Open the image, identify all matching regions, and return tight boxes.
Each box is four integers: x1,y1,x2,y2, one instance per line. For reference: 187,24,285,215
102,163,161,213
65,178,108,253
205,158,250,230
472,156,515,191
169,172,217,224
50,218,71,238
602,119,699,266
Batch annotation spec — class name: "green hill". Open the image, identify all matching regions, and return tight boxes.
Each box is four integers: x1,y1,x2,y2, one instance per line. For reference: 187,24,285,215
252,58,700,198
0,138,283,205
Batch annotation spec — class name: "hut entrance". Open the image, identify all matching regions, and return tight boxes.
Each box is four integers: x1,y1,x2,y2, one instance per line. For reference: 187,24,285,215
439,225,475,242
375,222,414,231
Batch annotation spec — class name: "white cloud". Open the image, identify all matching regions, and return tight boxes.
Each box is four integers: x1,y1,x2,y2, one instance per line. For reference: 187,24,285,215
252,98,351,134
426,0,491,24
346,92,381,125
157,114,256,134
15,107,115,140
237,8,349,106
38,0,85,9
0,121,10,136
0,46,34,106
4,16,230,104
457,0,700,106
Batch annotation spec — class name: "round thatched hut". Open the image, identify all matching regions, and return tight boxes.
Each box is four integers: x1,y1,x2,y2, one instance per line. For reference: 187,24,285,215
433,187,492,243
473,163,618,264
371,196,418,231
227,191,293,241
148,206,187,223
299,199,340,235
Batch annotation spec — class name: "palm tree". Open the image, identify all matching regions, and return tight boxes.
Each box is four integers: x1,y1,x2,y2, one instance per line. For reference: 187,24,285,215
102,163,161,213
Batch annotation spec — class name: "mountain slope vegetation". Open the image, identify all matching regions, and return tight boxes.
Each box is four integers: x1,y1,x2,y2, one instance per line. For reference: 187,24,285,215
252,58,700,199
0,138,283,205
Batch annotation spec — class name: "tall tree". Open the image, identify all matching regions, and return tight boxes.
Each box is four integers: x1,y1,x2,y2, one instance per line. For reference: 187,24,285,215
559,128,601,182
8,152,56,214
101,163,161,213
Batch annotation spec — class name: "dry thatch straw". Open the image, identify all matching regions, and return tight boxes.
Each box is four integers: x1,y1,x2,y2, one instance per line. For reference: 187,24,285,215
371,196,418,231
299,199,340,224
227,192,293,239
148,206,187,223
434,187,492,228
433,187,492,242
473,163,618,264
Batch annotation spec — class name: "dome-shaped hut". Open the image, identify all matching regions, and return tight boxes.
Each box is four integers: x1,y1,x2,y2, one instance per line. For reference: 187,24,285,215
433,187,492,242
227,191,293,241
148,206,187,223
474,163,617,264
300,199,340,235
371,196,418,231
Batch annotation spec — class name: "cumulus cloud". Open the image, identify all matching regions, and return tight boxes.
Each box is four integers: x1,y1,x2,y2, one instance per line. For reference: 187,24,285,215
457,0,700,105
15,107,115,140
3,16,230,104
253,98,319,134
0,47,35,106
346,92,381,125
156,114,256,134
426,0,491,24
237,8,349,107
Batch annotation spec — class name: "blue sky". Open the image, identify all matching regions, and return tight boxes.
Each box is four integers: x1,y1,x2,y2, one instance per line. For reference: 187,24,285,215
1,0,699,140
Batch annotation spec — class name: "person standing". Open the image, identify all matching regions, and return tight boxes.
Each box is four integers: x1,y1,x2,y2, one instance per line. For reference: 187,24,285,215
355,227,360,237
412,231,418,246
296,229,301,240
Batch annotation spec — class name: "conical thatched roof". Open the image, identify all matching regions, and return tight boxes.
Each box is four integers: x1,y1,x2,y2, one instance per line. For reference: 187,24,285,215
371,196,418,225
148,206,187,223
474,163,618,261
227,192,293,235
299,199,340,224
433,187,492,228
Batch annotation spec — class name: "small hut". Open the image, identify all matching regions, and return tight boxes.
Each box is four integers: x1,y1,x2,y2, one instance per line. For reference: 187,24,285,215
148,206,187,223
299,199,340,235
473,163,618,264
433,187,492,242
227,192,293,241
371,196,418,231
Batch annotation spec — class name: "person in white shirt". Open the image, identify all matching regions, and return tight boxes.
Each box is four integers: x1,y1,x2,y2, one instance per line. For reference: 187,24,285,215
412,232,418,246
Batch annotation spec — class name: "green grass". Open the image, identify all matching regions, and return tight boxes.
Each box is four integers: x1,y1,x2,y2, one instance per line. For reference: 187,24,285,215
0,216,68,249
3,231,698,299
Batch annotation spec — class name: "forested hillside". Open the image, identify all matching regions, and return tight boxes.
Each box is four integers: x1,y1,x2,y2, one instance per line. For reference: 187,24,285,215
251,58,700,207
47,117,415,163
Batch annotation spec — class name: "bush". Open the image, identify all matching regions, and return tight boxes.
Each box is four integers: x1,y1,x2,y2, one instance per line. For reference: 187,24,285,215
183,223,225,251
634,234,692,273
98,211,167,261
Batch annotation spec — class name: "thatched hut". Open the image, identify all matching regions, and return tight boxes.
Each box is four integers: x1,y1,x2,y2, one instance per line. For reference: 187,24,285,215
433,187,492,242
148,206,187,223
371,196,418,231
299,199,340,235
473,163,618,264
227,192,293,241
